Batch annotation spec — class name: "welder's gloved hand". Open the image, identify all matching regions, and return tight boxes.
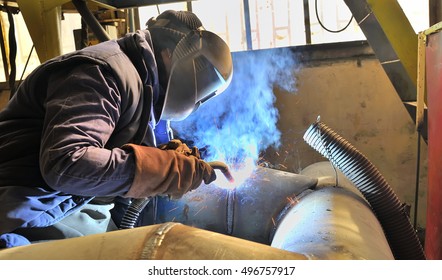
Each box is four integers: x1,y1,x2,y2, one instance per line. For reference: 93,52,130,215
122,144,216,199
158,139,201,159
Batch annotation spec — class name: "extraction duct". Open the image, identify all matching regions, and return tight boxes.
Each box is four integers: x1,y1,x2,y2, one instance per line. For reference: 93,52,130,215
303,120,425,260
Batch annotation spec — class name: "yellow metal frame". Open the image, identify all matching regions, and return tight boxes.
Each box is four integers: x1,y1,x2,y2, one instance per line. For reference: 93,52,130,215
366,0,418,87
16,0,116,63
416,23,442,131
417,31,426,131
16,0,67,62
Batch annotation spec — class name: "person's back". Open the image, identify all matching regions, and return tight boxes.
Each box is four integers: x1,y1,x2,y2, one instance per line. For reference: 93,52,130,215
0,9,233,249
0,33,155,247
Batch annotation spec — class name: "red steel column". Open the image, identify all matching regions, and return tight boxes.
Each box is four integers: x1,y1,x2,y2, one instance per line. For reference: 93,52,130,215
425,30,442,260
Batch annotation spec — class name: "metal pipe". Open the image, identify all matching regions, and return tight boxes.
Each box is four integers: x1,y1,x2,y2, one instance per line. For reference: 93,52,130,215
271,161,394,260
140,166,317,245
0,223,308,260
272,186,394,260
243,0,253,50
303,121,425,260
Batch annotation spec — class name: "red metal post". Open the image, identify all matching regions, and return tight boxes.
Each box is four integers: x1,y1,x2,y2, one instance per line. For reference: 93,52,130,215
425,30,442,260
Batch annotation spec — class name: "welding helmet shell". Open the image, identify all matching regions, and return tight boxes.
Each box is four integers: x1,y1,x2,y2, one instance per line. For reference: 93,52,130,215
160,29,233,121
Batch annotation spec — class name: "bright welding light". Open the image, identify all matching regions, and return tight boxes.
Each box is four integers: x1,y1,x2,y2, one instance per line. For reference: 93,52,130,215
171,48,299,193
213,157,256,190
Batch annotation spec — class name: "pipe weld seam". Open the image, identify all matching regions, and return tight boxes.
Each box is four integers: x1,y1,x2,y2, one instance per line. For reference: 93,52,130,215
140,222,179,260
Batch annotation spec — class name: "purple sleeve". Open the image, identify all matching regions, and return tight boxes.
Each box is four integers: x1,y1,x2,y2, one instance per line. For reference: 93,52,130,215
39,64,136,197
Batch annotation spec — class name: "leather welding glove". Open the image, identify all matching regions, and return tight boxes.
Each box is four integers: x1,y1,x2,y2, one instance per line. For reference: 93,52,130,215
158,139,201,159
122,143,216,199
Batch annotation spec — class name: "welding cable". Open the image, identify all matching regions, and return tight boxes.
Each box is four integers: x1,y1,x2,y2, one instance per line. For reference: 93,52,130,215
303,121,425,260
314,0,353,33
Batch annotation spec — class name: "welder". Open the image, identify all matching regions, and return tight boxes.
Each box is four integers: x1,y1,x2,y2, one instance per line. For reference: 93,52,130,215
0,10,233,248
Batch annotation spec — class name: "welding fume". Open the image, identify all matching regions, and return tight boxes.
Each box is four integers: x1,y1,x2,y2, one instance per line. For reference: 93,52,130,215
132,44,304,242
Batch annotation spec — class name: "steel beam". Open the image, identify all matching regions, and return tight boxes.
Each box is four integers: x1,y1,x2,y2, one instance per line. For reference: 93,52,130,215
343,0,428,141
344,0,417,102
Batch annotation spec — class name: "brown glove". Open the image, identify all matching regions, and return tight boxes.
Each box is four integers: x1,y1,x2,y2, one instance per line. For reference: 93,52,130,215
122,143,216,198
158,139,201,158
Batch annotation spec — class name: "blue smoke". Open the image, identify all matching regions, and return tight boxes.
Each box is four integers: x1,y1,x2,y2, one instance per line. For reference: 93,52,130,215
171,47,298,167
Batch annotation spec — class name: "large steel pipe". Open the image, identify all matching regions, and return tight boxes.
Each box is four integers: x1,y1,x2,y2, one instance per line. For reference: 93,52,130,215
271,162,394,260
140,166,317,245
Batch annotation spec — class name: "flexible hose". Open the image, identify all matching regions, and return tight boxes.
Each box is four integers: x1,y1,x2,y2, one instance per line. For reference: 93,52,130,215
119,198,151,229
303,121,425,260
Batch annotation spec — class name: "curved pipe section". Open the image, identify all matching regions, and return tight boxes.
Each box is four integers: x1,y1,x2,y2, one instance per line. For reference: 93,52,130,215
303,121,425,260
140,166,317,245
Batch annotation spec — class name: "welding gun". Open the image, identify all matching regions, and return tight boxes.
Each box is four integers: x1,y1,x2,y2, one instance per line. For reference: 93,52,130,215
119,160,234,229
208,161,235,183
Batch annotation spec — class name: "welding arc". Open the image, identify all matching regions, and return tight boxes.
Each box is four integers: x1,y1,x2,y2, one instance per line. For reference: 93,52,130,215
208,161,235,183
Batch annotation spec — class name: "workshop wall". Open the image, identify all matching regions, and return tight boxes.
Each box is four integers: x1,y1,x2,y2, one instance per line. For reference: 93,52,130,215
265,46,427,230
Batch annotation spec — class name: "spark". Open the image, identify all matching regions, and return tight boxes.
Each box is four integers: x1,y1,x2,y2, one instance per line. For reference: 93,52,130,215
212,157,257,190
194,206,207,216
168,206,179,213
278,164,288,170
286,196,300,206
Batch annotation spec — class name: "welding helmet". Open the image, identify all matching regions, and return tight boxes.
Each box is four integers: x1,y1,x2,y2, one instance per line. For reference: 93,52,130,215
147,10,233,121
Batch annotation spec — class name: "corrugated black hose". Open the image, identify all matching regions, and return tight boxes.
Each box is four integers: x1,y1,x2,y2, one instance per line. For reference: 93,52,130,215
303,120,425,260
119,197,151,229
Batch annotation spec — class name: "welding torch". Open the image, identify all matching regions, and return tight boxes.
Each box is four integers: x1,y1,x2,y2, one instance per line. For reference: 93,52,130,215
208,161,235,183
